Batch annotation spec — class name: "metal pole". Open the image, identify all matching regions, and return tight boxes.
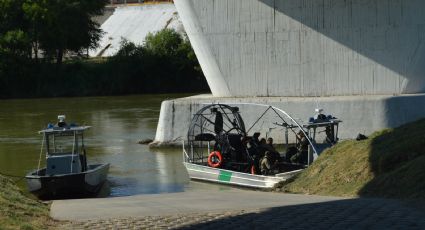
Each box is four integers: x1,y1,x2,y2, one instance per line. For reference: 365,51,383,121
207,142,210,164
182,140,185,162
191,144,194,163
70,131,76,173
53,135,56,152
285,127,288,149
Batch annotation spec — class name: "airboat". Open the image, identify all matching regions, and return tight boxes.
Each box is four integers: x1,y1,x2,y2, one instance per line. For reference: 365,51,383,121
26,115,109,199
183,103,341,189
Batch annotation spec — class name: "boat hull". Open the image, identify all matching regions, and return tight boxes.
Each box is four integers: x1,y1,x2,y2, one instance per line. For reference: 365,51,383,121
184,162,302,189
26,163,109,199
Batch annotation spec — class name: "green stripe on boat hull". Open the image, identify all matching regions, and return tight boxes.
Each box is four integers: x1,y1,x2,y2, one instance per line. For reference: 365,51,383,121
218,170,232,182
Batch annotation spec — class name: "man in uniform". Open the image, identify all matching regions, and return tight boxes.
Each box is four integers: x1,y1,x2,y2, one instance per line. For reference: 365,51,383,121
260,151,277,175
290,130,309,164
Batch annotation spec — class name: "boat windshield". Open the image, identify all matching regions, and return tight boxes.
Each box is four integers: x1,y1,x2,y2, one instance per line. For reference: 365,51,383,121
46,132,84,155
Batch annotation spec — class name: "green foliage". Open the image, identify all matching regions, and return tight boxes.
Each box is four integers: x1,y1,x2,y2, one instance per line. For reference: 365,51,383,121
0,2,208,99
144,29,182,57
0,29,30,57
0,28,208,98
277,118,425,200
37,0,106,64
0,0,106,65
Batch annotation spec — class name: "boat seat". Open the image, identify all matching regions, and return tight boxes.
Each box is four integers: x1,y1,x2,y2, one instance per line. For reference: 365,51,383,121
46,154,82,175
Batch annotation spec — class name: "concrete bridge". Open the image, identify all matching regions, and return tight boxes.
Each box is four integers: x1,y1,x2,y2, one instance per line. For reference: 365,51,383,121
154,0,425,145
175,0,425,97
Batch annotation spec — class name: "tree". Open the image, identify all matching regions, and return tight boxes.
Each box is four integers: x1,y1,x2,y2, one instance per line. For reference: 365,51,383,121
144,29,183,57
0,0,31,58
0,0,107,65
37,0,107,65
22,0,48,62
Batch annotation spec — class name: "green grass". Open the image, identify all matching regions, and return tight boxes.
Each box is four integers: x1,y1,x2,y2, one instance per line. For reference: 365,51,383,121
277,118,425,199
0,176,55,230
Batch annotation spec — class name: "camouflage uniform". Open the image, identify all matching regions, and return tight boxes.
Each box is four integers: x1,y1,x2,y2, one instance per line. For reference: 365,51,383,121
291,131,309,164
260,151,276,175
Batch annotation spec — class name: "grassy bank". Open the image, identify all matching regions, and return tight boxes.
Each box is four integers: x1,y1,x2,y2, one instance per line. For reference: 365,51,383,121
0,176,53,229
277,118,425,199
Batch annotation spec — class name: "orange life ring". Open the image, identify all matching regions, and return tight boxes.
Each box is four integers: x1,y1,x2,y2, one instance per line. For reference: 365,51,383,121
207,151,223,168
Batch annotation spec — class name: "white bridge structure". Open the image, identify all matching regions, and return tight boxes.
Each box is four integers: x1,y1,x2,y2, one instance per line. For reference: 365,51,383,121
153,0,425,145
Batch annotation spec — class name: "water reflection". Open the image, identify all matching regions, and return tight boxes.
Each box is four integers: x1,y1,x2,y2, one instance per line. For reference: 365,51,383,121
0,95,193,197
0,94,239,197
104,148,190,197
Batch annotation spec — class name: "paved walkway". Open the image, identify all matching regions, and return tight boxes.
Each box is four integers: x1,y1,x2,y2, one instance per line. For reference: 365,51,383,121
52,189,425,229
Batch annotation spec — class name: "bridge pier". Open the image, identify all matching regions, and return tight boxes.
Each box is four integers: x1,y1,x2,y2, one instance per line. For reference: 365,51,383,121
154,0,425,145
152,94,425,146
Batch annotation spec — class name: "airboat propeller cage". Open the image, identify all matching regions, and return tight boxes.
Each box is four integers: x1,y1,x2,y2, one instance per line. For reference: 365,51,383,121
188,104,246,143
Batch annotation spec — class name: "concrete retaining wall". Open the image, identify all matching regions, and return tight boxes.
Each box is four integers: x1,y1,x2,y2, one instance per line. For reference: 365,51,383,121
91,4,183,57
175,0,425,97
152,94,425,146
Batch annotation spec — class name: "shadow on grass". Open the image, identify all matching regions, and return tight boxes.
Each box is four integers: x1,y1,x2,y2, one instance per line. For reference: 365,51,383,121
358,119,425,199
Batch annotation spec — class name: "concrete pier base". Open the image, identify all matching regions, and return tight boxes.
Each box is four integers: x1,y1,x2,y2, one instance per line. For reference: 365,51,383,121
152,94,425,146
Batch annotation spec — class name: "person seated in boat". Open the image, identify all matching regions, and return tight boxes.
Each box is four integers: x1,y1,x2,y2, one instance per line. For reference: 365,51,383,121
291,130,309,164
324,125,336,144
267,137,275,151
260,151,278,175
296,131,309,151
242,136,261,172
256,137,280,162
256,138,276,158
266,137,281,162
256,138,267,157
251,132,261,147
242,136,256,158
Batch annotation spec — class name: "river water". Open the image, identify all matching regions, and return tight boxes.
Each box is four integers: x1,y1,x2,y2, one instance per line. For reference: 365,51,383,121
0,94,230,197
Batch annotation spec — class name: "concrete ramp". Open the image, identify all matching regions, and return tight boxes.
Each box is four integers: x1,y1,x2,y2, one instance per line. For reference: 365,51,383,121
51,189,343,221
51,189,425,230
91,4,183,57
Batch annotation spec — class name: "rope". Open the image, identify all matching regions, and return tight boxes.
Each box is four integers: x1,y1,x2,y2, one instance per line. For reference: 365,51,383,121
0,172,25,178
0,171,26,183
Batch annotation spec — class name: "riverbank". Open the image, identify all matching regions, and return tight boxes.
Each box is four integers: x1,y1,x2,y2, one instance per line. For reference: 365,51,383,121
3,173,425,230
1,102,424,229
0,175,56,229
277,118,425,199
